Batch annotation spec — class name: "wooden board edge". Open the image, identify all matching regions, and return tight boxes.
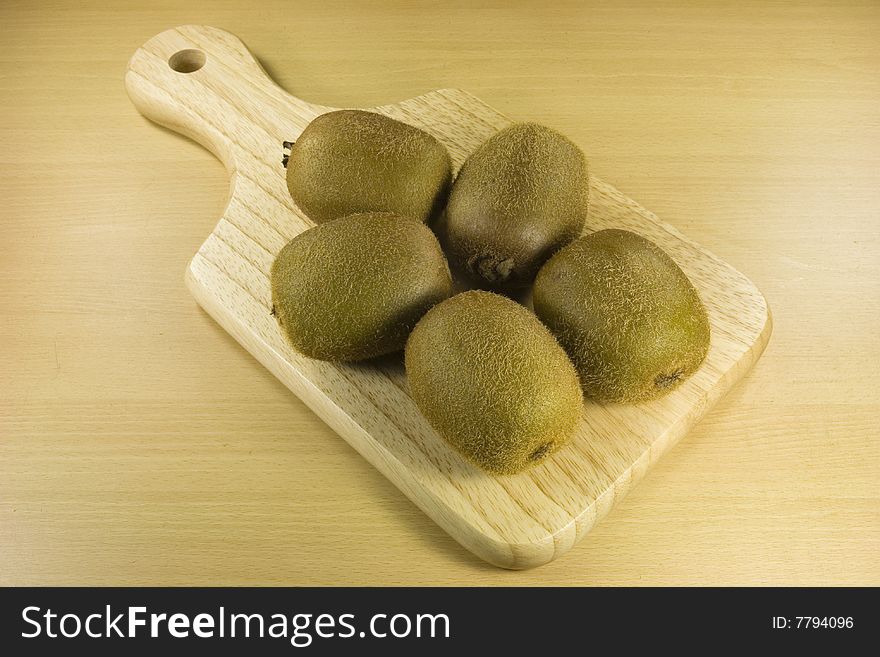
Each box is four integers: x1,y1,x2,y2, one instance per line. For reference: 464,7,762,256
184,250,772,569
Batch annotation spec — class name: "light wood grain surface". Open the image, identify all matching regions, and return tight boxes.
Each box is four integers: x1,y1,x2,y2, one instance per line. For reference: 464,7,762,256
1,0,877,584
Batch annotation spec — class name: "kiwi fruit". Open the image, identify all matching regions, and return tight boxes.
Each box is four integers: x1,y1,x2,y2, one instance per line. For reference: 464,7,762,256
286,110,452,224
442,122,589,292
405,290,583,474
271,212,452,361
533,229,710,403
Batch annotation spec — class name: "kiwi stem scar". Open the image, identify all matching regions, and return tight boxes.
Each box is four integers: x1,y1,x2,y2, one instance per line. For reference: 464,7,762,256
530,442,553,461
655,368,684,389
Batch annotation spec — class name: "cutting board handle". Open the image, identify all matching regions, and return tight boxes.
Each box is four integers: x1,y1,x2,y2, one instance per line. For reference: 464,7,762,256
125,25,326,174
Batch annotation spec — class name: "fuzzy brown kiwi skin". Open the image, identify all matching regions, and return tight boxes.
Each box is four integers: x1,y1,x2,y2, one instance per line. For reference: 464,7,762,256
405,290,583,475
533,229,711,403
286,110,452,224
271,212,452,362
442,122,590,293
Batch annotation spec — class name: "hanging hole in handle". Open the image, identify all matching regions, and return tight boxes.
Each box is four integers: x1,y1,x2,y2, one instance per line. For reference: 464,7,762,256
168,49,206,73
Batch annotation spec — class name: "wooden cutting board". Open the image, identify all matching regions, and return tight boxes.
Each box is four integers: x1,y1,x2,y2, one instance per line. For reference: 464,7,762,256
125,25,772,569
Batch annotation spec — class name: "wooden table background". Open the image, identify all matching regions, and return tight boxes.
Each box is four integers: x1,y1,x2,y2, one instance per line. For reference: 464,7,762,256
1,0,878,586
